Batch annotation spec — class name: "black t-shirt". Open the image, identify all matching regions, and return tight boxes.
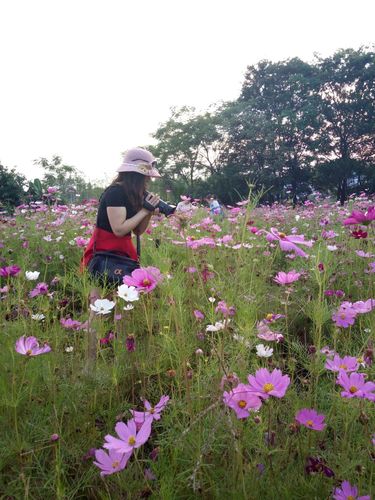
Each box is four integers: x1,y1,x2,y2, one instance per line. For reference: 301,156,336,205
96,184,137,233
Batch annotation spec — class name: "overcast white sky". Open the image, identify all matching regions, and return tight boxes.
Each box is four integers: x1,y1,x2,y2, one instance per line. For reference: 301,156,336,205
1,0,374,184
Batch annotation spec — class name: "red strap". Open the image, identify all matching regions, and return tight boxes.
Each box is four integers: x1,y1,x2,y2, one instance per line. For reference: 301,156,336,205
80,227,138,271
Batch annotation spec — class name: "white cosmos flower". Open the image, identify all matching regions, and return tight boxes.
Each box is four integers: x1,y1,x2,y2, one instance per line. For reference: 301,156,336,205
31,313,45,321
25,271,40,281
123,304,134,311
256,344,274,358
117,284,139,302
65,346,74,353
208,297,216,303
206,321,225,332
327,245,338,251
90,299,115,315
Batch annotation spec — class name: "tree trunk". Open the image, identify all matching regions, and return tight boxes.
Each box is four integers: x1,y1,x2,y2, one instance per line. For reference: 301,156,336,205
339,178,347,206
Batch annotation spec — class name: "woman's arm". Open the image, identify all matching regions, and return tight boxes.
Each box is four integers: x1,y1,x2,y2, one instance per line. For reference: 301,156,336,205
106,193,160,237
107,206,150,237
133,212,152,236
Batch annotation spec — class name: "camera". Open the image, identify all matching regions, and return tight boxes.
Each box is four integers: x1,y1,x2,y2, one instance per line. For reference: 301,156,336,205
143,191,176,217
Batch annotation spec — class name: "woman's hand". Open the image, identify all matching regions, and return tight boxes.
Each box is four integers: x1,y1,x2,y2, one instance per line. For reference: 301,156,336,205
146,192,160,208
143,192,160,212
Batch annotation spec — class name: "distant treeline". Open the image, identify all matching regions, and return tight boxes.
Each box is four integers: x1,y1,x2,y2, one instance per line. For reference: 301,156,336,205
1,47,374,211
148,47,375,205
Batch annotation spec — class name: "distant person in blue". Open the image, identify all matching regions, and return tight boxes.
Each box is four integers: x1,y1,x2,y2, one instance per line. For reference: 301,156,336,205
208,195,223,216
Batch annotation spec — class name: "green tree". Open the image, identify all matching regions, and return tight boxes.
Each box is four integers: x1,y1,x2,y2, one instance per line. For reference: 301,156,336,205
0,164,26,212
228,57,320,204
314,47,375,203
150,106,222,192
33,155,102,203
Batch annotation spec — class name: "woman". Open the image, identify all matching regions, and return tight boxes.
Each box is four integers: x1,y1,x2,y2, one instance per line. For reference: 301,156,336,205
208,195,223,216
82,147,161,305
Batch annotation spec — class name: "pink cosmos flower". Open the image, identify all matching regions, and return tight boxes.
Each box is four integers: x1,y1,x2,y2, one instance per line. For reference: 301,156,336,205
332,308,357,328
0,265,21,277
103,419,152,454
262,313,285,324
93,448,132,476
343,206,375,226
186,236,216,249
336,371,375,401
274,270,301,285
295,408,326,431
223,383,262,419
262,227,313,258
332,480,370,500
29,282,49,298
352,299,374,314
123,267,161,293
130,395,169,425
15,336,51,356
60,318,83,330
320,346,336,357
193,309,205,320
256,322,284,343
325,354,359,373
215,301,236,317
74,237,89,247
247,368,290,399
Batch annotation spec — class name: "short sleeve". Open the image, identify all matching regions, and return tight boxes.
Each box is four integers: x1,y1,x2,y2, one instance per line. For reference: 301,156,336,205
104,185,126,207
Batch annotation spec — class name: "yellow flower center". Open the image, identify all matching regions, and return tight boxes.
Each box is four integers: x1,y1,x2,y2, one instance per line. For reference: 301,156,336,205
340,313,346,319
142,279,151,286
278,232,286,239
266,313,273,321
347,496,355,500
238,400,247,408
150,407,155,414
128,436,136,445
306,420,314,427
349,386,358,394
26,349,32,356
263,383,274,393
112,460,120,469
339,364,347,369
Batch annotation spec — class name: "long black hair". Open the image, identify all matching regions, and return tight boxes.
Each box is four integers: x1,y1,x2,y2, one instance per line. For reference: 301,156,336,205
106,172,148,212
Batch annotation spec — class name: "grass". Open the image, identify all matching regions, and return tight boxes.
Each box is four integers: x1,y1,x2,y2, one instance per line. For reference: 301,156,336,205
0,196,374,499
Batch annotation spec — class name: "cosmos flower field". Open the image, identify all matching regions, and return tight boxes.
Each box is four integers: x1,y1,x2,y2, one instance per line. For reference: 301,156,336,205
0,193,374,499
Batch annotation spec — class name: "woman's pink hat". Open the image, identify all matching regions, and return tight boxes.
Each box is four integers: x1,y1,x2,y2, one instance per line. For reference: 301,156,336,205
117,147,161,177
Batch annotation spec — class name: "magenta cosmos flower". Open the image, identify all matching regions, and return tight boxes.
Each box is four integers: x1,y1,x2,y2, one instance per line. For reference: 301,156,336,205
336,371,375,401
333,480,370,500
343,206,375,226
29,282,49,298
332,307,357,328
123,267,161,293
0,265,21,277
223,383,262,419
103,419,152,454
193,309,205,320
295,408,326,431
247,368,290,399
93,448,132,476
274,270,301,285
15,336,51,356
263,228,313,258
130,395,169,425
325,354,359,373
